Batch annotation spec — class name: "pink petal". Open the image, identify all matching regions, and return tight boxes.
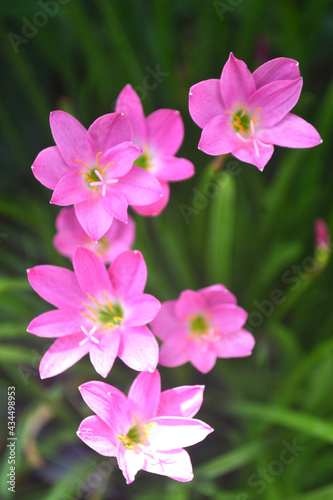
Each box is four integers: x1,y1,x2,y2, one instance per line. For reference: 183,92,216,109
248,78,303,128
157,385,204,418
53,208,86,260
27,265,83,309
158,334,190,368
220,53,256,109
152,156,194,182
49,110,95,166
214,328,255,358
258,113,322,148
189,79,225,128
101,187,129,223
150,300,179,340
39,332,90,379
189,342,217,373
88,112,132,151
27,309,81,337
75,196,113,241
232,141,274,171
146,109,184,157
89,330,120,378
210,304,247,333
73,247,112,297
118,325,159,372
199,284,237,306
175,290,207,319
128,370,161,420
32,146,70,190
198,114,240,156
115,84,147,146
117,166,162,206
77,415,117,456
51,172,88,206
149,416,213,450
79,380,132,433
143,449,193,482
132,180,169,216
108,250,147,297
253,57,300,88
117,445,145,484
103,217,136,262
100,142,142,179
123,294,161,327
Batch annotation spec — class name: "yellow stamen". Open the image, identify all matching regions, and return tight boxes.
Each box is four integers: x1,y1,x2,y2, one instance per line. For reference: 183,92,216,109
82,302,98,317
231,103,248,114
78,171,95,183
81,312,97,322
87,292,103,310
74,159,90,170
113,316,123,322
103,290,113,311
252,107,262,125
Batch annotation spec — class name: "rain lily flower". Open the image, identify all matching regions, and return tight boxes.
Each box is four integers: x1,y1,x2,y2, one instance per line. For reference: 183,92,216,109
189,53,322,170
314,218,331,251
77,370,213,483
27,248,160,378
151,285,255,373
53,207,136,263
32,111,162,240
115,84,194,215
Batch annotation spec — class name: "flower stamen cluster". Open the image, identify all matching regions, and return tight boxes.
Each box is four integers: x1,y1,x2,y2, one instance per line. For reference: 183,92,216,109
75,151,117,197
81,290,124,329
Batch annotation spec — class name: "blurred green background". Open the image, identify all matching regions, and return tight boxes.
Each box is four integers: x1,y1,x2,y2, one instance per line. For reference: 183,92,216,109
1,0,333,498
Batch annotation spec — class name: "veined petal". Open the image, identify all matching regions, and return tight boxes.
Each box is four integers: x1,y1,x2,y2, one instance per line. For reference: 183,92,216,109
146,109,184,157
101,187,129,223
77,415,117,456
79,380,132,433
199,284,237,306
50,110,95,166
157,385,204,418
88,112,132,151
117,166,162,206
32,146,70,190
89,330,120,378
100,142,142,179
39,332,90,379
128,370,161,420
75,196,113,241
198,114,240,156
220,53,256,109
27,309,81,337
158,334,189,368
108,250,147,296
115,84,147,146
51,171,88,206
123,294,161,326
27,265,83,309
143,449,193,482
253,57,300,88
152,156,195,182
117,445,145,484
118,325,159,372
175,290,206,319
150,300,179,340
210,304,247,333
232,141,274,171
149,416,213,450
248,78,303,127
73,247,112,297
189,79,225,128
132,180,169,216
258,113,322,148
214,328,255,358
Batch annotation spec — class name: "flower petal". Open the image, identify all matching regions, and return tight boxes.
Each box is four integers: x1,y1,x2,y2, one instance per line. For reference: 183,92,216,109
150,300,178,340
152,156,195,182
51,172,88,206
117,166,162,206
199,284,237,306
210,304,247,333
232,141,274,171
149,416,213,450
143,449,193,482
214,328,255,358
258,113,322,148
88,112,132,151
108,250,147,296
32,146,70,190
118,325,159,372
115,84,147,146
175,290,206,319
158,333,189,368
89,330,120,378
27,265,83,309
189,79,225,128
123,294,161,326
220,53,256,109
132,180,169,216
253,57,300,88
75,196,113,241
73,247,112,297
39,332,90,379
189,342,217,373
100,142,142,179
198,114,240,156
101,187,129,223
27,309,81,337
146,109,184,156
77,415,117,456
157,385,204,418
128,370,161,420
117,445,145,484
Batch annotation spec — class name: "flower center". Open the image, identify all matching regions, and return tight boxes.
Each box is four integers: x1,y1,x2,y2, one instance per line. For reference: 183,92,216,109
74,151,118,196
81,290,124,330
134,144,154,170
190,315,209,336
227,104,262,135
118,422,156,450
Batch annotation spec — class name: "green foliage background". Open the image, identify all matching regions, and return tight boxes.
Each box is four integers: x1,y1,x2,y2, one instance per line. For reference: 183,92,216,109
0,0,333,498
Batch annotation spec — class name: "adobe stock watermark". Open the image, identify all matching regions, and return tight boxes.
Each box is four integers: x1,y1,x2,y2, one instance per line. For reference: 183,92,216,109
213,0,243,21
7,0,71,54
236,439,306,499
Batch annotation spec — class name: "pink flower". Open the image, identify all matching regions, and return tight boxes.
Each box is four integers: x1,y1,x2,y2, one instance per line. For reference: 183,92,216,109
314,218,331,251
32,111,162,240
27,248,160,378
151,285,255,373
77,370,213,483
189,53,322,170
115,84,194,215
53,207,136,263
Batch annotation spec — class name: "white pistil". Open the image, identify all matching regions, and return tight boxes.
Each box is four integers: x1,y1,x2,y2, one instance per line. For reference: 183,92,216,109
237,120,271,158
79,325,99,345
89,170,119,197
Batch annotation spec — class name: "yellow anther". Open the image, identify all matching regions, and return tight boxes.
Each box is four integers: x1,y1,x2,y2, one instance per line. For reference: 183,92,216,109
104,290,114,311
231,103,248,114
82,302,98,317
113,316,123,322
87,293,103,310
74,159,90,170
252,107,262,125
81,312,97,323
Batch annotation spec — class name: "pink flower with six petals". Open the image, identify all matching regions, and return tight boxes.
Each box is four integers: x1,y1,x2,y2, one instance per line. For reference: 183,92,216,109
115,84,195,215
27,248,160,378
53,207,136,263
77,369,213,483
151,285,255,373
32,111,162,240
189,53,322,170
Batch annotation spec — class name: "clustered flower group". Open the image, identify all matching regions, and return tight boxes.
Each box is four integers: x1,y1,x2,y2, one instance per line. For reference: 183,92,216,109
28,56,321,483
